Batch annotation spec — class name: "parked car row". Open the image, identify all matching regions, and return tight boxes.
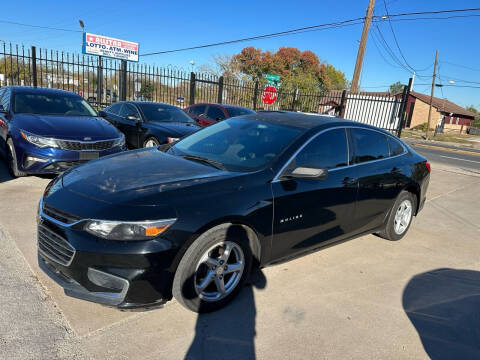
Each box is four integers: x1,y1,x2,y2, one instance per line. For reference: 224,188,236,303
0,86,254,177
0,86,430,314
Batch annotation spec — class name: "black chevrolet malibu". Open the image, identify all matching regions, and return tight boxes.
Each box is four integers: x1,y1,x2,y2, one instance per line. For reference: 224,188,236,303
37,112,430,313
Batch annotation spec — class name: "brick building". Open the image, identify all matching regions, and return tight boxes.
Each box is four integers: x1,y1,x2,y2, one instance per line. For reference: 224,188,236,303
402,91,476,134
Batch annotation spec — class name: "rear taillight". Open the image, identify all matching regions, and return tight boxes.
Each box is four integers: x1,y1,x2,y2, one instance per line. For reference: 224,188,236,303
425,161,431,172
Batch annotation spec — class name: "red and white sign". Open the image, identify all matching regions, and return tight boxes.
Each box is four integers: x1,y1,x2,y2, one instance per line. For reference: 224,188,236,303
262,85,277,105
83,33,139,62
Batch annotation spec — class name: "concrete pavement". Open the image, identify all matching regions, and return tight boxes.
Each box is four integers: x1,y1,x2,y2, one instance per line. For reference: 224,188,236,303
1,159,480,359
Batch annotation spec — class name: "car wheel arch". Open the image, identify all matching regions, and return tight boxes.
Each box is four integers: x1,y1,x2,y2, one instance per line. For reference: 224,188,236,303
401,183,420,215
169,220,262,276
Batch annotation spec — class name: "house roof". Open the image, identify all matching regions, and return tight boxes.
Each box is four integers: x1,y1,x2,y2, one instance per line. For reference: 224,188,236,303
409,91,476,118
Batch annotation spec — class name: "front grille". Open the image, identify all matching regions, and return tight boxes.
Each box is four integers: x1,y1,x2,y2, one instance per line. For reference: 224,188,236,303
57,139,115,151
38,223,75,266
43,203,81,224
43,161,87,171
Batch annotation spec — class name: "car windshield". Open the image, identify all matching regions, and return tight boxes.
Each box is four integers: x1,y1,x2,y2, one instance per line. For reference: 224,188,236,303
13,92,97,116
225,107,255,117
170,117,302,171
138,103,194,123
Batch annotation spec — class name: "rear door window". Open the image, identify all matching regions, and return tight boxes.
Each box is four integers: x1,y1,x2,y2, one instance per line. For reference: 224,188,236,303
351,128,389,164
189,105,206,116
119,104,140,118
387,136,405,156
207,106,226,121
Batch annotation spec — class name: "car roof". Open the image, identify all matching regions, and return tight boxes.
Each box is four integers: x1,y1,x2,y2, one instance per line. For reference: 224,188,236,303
189,102,251,110
8,86,80,96
241,111,364,130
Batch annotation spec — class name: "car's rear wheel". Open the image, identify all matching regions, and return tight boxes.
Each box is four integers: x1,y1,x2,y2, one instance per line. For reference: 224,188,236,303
377,190,416,241
172,224,252,313
6,138,26,177
143,137,159,148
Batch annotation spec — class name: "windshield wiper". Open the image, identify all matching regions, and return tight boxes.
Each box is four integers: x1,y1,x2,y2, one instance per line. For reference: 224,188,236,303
180,155,226,170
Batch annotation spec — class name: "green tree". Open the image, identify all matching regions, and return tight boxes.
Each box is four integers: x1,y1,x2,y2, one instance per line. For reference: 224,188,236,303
325,64,348,90
467,105,480,126
139,81,154,100
389,81,404,94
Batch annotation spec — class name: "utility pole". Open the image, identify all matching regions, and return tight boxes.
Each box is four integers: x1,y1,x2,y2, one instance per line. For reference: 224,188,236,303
351,0,376,92
426,50,439,140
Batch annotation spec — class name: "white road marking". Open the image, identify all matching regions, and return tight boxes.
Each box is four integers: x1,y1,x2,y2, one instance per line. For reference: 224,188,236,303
439,155,480,164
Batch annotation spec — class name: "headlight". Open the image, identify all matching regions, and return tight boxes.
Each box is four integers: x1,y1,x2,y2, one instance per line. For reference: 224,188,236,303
113,133,125,147
21,131,59,148
85,218,176,241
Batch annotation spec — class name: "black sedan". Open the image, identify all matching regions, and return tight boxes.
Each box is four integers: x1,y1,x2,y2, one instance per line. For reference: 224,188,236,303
37,112,430,313
99,101,199,148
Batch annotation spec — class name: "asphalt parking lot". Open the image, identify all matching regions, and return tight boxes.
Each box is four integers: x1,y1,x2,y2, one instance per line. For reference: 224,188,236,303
1,156,480,360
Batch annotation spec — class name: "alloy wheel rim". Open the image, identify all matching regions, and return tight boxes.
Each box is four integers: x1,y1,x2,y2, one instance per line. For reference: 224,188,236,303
194,241,245,302
394,199,412,235
144,139,157,147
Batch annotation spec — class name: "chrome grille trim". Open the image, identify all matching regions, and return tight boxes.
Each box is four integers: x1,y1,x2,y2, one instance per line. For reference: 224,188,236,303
57,139,115,151
37,223,75,266
43,203,81,224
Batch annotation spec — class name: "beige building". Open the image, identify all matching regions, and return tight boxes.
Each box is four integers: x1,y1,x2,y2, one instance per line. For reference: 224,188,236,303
404,91,476,134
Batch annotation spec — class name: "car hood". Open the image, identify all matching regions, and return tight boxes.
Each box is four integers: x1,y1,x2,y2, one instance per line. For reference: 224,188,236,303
147,121,199,137
60,148,234,206
15,113,120,139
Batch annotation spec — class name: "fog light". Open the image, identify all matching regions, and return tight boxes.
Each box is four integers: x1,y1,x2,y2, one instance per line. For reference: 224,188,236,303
87,267,128,292
24,155,48,168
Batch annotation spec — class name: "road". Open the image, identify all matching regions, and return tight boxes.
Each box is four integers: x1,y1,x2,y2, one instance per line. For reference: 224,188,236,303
408,142,480,173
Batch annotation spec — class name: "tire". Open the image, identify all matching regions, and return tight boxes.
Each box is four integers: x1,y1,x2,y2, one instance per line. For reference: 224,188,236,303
143,137,159,148
377,190,416,241
172,224,253,313
6,138,26,177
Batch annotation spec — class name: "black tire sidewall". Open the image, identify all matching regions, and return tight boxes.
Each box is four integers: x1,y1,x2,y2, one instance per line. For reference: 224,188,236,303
173,224,253,313
6,139,21,177
385,191,416,241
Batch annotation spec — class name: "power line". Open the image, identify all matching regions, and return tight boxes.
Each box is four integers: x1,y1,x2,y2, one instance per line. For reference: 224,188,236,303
441,61,480,72
0,19,80,33
141,8,480,56
382,0,416,73
141,18,366,56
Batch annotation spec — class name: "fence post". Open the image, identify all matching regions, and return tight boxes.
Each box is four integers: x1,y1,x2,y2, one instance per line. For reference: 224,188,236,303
189,72,196,105
291,88,299,111
217,76,224,104
97,56,103,108
338,89,347,118
253,81,259,110
397,77,412,137
120,60,127,101
31,46,37,88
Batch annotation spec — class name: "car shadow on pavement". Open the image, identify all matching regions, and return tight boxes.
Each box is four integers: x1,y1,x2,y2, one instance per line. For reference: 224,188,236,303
403,268,480,360
185,268,267,360
0,160,13,183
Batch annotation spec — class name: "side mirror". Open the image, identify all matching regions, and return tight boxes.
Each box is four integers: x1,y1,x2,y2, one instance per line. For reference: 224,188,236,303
98,110,107,118
126,114,140,122
283,167,328,180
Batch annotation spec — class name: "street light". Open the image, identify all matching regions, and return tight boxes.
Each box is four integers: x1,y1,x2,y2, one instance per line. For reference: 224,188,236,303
79,20,85,48
189,60,195,73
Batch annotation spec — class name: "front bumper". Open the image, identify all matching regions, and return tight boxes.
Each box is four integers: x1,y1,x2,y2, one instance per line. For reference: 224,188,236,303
15,138,125,174
36,199,177,309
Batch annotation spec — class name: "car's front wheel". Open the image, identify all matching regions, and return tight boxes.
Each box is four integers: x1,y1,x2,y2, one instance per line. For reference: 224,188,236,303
6,138,26,177
172,224,252,313
143,137,159,148
378,190,416,241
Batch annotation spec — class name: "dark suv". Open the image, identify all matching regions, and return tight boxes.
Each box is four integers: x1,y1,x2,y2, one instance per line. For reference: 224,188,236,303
184,103,255,127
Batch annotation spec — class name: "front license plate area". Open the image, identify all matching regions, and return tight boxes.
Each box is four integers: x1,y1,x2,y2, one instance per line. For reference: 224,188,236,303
79,152,99,160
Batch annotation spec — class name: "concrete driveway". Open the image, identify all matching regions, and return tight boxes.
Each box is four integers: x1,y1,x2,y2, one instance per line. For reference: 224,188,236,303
1,159,480,359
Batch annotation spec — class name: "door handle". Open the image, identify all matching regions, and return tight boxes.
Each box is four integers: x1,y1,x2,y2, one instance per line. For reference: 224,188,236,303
342,177,357,186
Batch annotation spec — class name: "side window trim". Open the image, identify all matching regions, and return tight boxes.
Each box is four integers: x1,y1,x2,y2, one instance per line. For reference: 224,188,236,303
273,126,408,182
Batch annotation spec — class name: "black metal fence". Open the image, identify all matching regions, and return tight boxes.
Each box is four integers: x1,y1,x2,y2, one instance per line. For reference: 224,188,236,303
0,43,411,135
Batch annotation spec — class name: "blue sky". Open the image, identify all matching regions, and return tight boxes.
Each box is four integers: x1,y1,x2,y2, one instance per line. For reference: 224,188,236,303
1,0,479,107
